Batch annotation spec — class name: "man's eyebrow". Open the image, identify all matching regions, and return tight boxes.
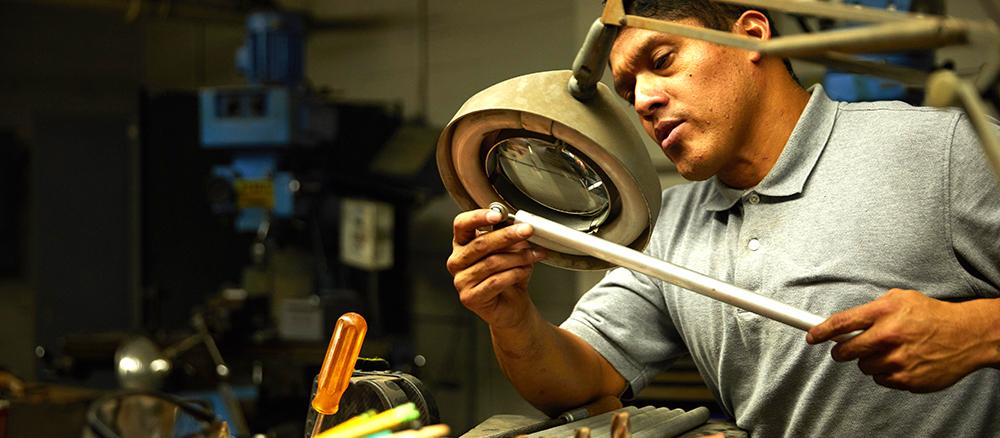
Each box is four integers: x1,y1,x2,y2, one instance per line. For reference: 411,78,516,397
611,34,673,97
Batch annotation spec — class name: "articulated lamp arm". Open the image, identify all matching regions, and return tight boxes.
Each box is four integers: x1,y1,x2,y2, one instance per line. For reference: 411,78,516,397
595,0,1000,181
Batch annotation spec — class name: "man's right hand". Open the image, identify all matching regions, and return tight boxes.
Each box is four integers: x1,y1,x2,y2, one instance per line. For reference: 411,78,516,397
446,208,547,329
447,209,625,416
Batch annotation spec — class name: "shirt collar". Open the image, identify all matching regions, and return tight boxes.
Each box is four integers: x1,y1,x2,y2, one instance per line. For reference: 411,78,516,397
703,84,839,212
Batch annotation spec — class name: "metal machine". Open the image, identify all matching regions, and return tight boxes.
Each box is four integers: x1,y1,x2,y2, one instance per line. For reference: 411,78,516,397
200,11,335,233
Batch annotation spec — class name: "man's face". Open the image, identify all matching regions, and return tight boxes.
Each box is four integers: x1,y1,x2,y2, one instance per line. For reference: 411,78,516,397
610,19,761,181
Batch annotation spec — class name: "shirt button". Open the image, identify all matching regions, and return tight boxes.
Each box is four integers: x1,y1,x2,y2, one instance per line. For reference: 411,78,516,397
748,238,761,251
747,193,760,205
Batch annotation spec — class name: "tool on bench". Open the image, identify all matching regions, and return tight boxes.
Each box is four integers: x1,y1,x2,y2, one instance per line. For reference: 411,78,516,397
309,313,368,437
487,396,621,438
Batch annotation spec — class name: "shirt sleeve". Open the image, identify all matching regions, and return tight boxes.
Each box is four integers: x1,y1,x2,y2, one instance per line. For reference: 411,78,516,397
948,113,1000,297
560,265,687,398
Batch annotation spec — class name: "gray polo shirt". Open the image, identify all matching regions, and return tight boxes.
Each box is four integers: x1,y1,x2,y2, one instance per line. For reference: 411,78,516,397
561,85,1000,437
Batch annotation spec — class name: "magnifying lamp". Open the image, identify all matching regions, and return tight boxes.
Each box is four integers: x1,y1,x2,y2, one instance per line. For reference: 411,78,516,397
436,68,661,270
437,0,1000,335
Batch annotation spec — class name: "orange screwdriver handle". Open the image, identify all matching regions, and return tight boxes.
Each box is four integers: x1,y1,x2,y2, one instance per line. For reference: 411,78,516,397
312,312,368,415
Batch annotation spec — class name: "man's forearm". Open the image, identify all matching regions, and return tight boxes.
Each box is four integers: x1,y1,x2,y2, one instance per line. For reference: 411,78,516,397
960,297,1000,370
490,308,625,417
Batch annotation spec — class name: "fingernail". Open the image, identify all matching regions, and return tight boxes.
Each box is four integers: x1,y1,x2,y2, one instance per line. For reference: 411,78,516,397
515,223,532,237
805,333,815,344
532,249,545,260
485,210,501,223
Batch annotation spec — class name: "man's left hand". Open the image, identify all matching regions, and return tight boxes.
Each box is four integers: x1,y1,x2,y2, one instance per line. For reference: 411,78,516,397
807,289,1000,392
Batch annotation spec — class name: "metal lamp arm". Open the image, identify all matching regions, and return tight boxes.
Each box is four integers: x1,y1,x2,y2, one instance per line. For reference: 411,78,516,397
600,0,1000,91
926,70,1000,179
569,19,619,101
595,0,1000,180
610,13,970,58
719,0,934,23
799,52,929,88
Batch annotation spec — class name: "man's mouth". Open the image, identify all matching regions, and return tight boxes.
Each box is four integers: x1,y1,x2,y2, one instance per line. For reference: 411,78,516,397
654,119,685,151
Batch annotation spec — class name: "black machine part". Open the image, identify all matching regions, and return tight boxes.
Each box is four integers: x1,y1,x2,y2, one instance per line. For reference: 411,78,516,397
304,370,439,437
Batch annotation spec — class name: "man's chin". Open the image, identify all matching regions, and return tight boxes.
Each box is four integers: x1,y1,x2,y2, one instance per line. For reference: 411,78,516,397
665,147,714,182
673,162,714,182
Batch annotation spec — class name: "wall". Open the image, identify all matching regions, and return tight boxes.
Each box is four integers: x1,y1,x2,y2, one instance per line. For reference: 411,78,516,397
0,2,142,381
0,1,244,381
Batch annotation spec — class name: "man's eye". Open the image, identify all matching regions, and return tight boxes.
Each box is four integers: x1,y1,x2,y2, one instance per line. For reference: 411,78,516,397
653,52,674,70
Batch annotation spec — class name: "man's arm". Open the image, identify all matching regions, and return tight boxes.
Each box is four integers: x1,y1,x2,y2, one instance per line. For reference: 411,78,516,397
447,209,626,415
491,306,626,416
807,289,1000,392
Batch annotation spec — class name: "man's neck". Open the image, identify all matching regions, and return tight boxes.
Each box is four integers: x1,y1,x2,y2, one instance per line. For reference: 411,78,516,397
718,76,811,190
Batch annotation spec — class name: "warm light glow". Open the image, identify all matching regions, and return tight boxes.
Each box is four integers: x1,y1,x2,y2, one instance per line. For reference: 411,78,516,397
118,357,141,373
150,358,171,373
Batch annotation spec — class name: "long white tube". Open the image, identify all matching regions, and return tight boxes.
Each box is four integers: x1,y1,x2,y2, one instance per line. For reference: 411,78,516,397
508,207,830,332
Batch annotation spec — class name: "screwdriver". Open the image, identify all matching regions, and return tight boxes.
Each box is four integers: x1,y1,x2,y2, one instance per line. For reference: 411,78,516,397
310,312,369,437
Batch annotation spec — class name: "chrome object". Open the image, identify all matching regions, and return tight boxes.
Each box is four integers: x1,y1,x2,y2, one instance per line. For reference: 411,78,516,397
115,337,171,391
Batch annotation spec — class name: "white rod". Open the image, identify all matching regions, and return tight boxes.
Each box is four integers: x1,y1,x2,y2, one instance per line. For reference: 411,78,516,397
513,209,827,331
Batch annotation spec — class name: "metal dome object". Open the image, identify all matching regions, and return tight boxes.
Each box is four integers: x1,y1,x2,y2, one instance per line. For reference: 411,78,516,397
115,336,171,390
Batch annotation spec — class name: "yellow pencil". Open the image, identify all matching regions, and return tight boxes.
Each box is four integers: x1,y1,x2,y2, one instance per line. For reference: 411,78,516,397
317,403,420,438
322,410,376,435
386,424,451,438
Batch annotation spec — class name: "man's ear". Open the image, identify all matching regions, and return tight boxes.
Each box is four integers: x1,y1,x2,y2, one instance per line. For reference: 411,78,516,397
733,10,771,63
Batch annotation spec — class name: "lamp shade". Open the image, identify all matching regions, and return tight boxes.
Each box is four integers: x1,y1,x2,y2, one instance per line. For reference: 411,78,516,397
437,70,661,270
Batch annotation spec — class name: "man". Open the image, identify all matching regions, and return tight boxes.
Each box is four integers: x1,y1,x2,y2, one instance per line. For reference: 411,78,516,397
446,1,1000,436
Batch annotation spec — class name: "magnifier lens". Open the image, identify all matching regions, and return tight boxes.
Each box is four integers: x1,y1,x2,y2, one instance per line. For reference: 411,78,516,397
487,137,610,227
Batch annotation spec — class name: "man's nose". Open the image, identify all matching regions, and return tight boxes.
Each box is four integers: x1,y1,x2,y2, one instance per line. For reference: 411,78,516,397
633,78,667,119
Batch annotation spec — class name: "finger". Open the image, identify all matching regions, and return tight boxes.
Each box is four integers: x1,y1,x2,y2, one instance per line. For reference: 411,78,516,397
459,266,532,309
448,224,535,275
453,249,543,292
453,209,504,246
507,240,534,252
873,373,909,391
453,223,534,267
857,354,903,376
807,300,888,344
829,325,896,362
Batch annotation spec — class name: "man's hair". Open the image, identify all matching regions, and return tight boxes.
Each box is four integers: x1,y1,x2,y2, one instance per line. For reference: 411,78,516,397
618,0,797,79
623,0,754,31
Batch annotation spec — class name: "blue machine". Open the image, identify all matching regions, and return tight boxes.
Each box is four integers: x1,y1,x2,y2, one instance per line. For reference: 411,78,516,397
200,11,335,232
822,0,938,103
